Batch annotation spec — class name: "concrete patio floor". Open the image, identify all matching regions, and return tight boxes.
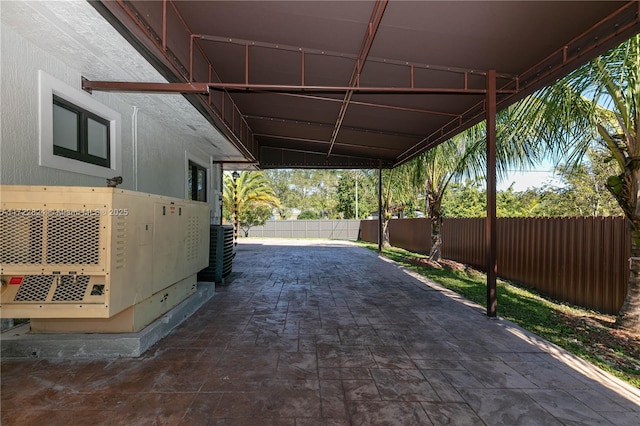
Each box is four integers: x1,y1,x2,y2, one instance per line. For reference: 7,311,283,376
2,239,640,425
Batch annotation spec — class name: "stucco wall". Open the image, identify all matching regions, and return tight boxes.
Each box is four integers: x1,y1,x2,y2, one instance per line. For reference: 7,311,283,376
0,23,221,213
3,25,121,188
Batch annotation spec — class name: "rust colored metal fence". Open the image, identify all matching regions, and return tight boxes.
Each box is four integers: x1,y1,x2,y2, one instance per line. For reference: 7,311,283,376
358,218,431,254
359,219,378,245
360,217,630,314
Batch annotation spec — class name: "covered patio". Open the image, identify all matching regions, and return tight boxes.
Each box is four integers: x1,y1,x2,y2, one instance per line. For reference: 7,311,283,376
82,0,640,317
2,240,639,425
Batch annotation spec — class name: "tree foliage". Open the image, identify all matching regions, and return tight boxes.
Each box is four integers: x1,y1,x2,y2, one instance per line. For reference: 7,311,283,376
409,130,484,259
263,170,339,218
407,98,547,260
441,176,621,219
238,204,273,237
518,35,640,330
336,172,358,219
222,171,280,239
336,170,378,219
297,209,320,220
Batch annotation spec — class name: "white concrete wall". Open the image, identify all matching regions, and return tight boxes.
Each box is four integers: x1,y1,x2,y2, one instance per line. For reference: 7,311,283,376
0,21,223,213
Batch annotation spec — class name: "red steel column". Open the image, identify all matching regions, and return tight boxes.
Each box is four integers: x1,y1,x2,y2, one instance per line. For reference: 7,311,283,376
486,69,497,317
378,161,383,255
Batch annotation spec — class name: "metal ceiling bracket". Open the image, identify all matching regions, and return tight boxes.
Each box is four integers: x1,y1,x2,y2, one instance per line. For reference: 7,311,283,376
81,77,92,94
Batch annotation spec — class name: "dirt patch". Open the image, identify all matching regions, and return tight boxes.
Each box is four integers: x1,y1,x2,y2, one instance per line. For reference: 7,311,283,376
556,309,640,379
403,257,475,273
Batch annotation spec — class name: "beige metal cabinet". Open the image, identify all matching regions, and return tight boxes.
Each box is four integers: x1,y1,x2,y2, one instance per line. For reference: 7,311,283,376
0,186,209,332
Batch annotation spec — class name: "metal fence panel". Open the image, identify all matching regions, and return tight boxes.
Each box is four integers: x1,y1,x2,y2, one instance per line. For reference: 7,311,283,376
360,217,629,314
359,220,377,243
247,220,361,240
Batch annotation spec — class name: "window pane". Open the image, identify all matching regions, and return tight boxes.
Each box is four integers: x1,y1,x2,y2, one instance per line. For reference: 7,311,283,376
187,161,207,201
87,118,108,159
53,103,79,151
197,169,206,201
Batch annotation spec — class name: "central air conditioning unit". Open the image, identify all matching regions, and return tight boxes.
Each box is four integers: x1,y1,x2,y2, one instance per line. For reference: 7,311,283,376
197,225,234,283
0,185,210,333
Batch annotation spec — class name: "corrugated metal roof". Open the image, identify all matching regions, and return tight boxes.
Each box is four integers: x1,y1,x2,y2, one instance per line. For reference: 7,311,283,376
91,1,640,169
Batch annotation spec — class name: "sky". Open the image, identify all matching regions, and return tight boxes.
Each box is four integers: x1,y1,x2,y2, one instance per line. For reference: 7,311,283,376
496,158,564,192
497,169,563,192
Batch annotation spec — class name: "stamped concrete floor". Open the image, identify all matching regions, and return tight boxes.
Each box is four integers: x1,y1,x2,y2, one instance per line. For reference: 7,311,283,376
2,239,640,425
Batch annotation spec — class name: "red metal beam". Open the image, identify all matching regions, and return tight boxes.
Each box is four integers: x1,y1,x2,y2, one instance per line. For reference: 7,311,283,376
277,93,460,117
245,114,425,139
259,145,391,167
245,44,249,85
328,0,388,158
253,133,402,153
301,50,305,86
161,0,167,50
207,82,514,94
212,160,259,164
394,1,640,168
82,79,209,94
518,1,640,92
394,99,486,164
82,79,515,95
91,0,257,161
196,34,515,81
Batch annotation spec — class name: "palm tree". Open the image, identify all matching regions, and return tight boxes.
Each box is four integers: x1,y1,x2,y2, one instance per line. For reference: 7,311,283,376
522,34,640,332
410,135,480,261
379,164,416,247
222,171,280,242
411,102,543,261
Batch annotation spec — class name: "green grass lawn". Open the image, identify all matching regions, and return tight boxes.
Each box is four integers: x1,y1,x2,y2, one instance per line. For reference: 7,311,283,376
358,242,640,388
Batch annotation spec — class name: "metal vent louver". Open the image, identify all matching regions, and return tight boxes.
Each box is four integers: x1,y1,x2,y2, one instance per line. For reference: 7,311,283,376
0,213,44,264
52,276,90,301
46,213,101,264
186,216,199,261
14,275,53,301
113,216,126,269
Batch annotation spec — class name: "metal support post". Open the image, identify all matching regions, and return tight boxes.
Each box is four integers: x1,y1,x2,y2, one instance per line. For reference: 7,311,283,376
232,171,240,245
486,70,497,317
378,161,383,255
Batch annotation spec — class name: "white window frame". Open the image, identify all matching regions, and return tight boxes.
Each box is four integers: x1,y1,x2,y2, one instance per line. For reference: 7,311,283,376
39,70,121,178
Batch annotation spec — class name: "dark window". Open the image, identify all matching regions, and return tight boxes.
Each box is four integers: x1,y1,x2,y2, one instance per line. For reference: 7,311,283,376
188,161,207,201
53,95,110,167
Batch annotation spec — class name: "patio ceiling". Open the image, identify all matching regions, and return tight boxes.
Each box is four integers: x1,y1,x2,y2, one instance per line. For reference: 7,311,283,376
88,1,640,169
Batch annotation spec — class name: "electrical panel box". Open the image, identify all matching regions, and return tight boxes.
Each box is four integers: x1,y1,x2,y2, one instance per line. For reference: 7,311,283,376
0,185,210,332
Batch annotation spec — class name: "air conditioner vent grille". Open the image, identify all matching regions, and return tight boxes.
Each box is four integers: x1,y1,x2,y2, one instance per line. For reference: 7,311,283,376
186,216,199,261
14,275,53,301
0,213,44,264
46,214,101,264
113,217,126,269
52,276,90,301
